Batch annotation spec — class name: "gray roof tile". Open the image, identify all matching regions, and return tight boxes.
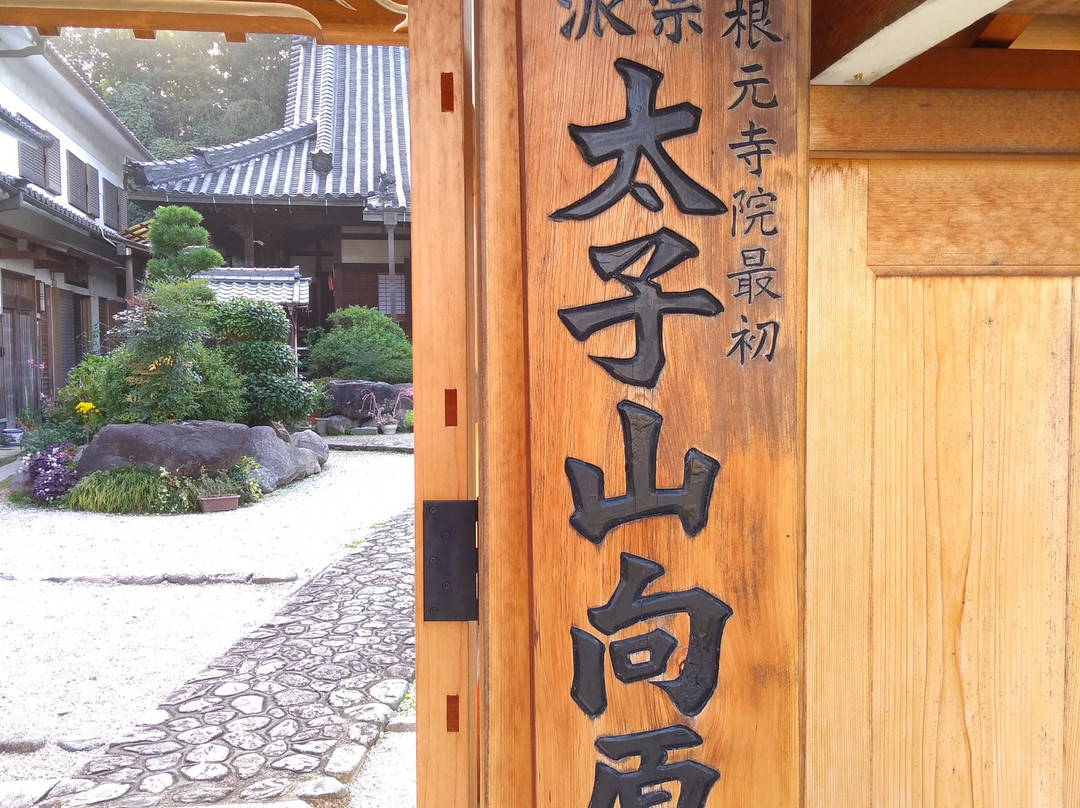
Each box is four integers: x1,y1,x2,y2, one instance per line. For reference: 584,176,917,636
128,38,409,213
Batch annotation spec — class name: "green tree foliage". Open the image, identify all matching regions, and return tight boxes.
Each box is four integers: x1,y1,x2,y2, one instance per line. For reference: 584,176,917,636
211,299,319,425
307,306,413,383
146,206,224,282
89,281,244,424
54,30,291,158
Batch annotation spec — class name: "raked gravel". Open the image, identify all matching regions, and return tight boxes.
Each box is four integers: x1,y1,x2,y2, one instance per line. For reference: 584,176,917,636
0,451,415,783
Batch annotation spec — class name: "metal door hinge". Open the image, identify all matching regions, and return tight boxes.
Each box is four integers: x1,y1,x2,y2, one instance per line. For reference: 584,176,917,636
422,499,478,622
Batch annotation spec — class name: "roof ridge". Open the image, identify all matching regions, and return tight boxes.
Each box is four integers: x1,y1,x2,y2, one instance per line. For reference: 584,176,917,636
130,121,317,184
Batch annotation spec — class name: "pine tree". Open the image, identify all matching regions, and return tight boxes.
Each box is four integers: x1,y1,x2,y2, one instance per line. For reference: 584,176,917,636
145,206,223,282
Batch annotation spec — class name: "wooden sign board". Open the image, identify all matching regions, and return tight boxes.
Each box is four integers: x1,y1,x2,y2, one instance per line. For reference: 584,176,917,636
516,1,804,805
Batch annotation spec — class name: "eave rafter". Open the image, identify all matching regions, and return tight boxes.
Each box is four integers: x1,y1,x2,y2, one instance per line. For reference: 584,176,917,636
0,0,408,45
812,0,1010,84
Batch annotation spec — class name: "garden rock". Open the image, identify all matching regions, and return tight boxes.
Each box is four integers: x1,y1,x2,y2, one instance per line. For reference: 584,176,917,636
244,427,322,493
290,431,329,466
9,463,32,496
324,382,412,423
76,422,250,479
324,416,353,437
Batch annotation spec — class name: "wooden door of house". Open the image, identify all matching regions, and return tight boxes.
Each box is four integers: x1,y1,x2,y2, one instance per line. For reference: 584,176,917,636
805,156,1080,806
1,272,39,427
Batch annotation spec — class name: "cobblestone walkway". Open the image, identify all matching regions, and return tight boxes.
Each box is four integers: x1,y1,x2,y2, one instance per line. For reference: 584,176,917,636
18,510,416,808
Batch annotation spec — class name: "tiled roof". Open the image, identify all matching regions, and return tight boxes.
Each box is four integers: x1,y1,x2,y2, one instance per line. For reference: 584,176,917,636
128,39,410,214
196,267,311,308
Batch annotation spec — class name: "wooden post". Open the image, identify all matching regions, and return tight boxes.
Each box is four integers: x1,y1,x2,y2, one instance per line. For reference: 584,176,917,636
476,1,807,806
410,2,477,808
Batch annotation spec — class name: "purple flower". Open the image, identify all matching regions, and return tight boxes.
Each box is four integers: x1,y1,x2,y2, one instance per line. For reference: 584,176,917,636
26,443,78,502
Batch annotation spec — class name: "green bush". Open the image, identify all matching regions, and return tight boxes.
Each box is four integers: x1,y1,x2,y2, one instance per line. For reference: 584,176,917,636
243,372,320,425
65,467,170,514
189,347,246,422
20,417,86,457
212,298,291,343
308,306,412,383
401,409,413,432
63,460,262,514
220,341,295,375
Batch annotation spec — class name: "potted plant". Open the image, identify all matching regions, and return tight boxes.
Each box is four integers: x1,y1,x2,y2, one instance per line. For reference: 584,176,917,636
376,412,399,435
194,475,241,513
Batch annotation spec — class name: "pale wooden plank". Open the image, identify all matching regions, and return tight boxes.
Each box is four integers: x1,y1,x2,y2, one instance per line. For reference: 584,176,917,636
1067,280,1080,805
805,159,873,807
518,2,803,806
872,265,1080,277
409,3,477,808
474,1,537,807
867,160,1080,267
810,86,1080,155
873,275,1070,806
1004,0,1080,15
1009,14,1080,49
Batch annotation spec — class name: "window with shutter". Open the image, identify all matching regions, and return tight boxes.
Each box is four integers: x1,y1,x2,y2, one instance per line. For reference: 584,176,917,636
67,152,87,212
18,140,46,187
86,165,100,218
118,188,128,230
44,140,61,195
102,179,119,230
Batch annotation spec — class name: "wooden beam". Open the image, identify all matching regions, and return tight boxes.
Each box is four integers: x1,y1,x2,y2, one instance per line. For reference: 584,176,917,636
224,31,246,43
810,86,1080,154
34,24,59,35
475,1,536,807
0,248,37,259
1004,0,1080,13
0,0,409,45
974,13,1035,46
409,4,477,808
131,29,156,39
812,0,1005,84
874,47,1080,89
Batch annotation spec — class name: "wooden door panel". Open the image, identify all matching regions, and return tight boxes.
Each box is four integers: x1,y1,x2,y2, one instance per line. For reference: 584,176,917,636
808,158,1079,808
874,275,1070,807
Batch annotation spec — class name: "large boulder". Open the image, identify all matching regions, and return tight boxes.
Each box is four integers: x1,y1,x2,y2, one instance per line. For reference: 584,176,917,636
325,381,413,422
77,421,251,478
244,426,322,493
291,430,329,466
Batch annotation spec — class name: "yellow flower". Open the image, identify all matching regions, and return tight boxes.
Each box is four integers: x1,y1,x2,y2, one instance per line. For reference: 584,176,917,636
75,401,99,415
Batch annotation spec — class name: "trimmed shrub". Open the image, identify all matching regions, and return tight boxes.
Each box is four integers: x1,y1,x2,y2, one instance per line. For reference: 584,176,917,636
220,341,295,375
212,298,291,343
243,372,320,425
190,347,247,423
307,306,412,383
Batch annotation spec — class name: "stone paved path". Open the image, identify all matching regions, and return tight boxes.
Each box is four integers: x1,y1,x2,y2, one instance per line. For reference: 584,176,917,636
16,510,416,808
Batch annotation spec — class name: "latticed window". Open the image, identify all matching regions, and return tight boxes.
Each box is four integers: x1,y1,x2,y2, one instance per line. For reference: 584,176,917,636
378,274,406,318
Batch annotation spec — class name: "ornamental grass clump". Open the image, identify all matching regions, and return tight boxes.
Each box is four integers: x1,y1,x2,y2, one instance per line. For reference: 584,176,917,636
24,443,79,503
65,467,169,514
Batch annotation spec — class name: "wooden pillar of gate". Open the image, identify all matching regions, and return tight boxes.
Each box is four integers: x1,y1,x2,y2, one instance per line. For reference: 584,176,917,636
476,1,808,806
410,2,477,808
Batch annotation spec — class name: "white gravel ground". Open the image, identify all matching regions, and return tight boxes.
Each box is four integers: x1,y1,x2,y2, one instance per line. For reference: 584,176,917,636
0,451,415,782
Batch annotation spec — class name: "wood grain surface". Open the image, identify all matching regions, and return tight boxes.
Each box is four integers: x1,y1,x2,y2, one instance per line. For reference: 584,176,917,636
807,155,1080,807
409,3,477,808
516,3,803,805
